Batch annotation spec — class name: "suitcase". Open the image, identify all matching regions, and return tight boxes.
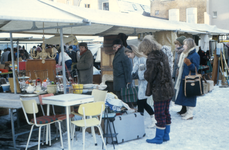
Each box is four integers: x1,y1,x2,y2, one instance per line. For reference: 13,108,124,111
106,112,145,144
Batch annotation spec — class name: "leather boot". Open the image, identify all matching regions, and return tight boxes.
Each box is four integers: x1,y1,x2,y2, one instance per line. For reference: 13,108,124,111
182,107,194,120
146,126,165,144
177,106,187,115
163,124,170,141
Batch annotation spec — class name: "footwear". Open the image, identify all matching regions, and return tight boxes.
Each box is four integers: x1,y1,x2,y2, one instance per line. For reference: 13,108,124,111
146,126,165,144
163,124,170,142
177,106,187,115
147,115,156,128
182,107,194,120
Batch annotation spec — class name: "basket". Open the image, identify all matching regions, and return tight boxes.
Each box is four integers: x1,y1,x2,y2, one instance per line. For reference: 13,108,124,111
72,84,83,94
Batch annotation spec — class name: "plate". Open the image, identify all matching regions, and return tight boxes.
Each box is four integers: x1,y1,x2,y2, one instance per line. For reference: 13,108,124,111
83,84,97,89
20,94,38,97
18,76,30,79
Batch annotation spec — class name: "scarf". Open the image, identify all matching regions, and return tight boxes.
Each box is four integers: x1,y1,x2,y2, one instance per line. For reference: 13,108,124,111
80,49,87,56
174,47,197,100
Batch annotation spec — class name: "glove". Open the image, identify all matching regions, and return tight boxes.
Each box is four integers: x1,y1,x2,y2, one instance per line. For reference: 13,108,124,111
184,58,192,66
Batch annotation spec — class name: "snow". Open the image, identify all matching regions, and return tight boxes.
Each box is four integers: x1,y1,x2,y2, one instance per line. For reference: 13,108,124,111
43,86,229,150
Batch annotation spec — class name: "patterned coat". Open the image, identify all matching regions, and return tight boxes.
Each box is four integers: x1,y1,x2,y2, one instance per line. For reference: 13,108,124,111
161,45,173,77
132,56,148,100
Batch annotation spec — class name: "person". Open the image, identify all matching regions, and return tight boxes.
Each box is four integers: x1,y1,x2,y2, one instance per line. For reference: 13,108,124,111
139,35,174,144
67,45,77,70
19,45,29,60
58,47,72,71
8,48,17,61
0,50,2,63
174,38,200,120
124,45,156,128
172,36,186,115
112,39,132,99
1,48,10,64
75,42,93,84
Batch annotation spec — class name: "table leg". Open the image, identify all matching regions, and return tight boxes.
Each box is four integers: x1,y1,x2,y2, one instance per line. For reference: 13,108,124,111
66,106,71,150
10,108,16,149
46,104,50,145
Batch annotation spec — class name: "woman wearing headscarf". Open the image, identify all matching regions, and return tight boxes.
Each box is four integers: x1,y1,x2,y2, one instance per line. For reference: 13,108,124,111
139,35,174,144
124,45,155,128
175,38,200,120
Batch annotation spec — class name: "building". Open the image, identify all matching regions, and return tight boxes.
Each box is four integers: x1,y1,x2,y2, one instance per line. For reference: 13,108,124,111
150,0,229,30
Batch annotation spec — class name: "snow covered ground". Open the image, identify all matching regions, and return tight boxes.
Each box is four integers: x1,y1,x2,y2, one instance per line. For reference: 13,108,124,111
42,86,229,150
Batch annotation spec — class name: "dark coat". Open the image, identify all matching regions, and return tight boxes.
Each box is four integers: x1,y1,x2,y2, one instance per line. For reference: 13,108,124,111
67,50,77,63
113,46,132,92
175,49,200,107
144,50,175,102
76,50,93,84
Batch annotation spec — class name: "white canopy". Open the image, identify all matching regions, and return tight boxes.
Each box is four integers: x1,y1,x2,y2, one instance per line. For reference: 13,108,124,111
0,0,228,36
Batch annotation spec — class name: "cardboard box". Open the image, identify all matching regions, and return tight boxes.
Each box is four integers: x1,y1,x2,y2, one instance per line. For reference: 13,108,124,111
0,108,9,116
0,64,5,69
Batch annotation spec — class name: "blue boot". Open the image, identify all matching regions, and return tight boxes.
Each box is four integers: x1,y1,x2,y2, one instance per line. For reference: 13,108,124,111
163,124,170,142
146,127,165,144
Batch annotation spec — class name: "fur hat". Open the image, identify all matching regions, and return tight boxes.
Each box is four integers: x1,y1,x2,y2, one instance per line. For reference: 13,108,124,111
79,42,88,48
174,36,186,46
138,35,162,55
112,39,123,46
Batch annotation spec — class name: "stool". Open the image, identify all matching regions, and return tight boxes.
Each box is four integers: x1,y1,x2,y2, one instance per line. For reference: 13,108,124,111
102,107,118,149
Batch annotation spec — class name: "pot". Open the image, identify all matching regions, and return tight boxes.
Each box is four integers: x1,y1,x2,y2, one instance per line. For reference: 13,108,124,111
47,84,57,94
26,84,35,93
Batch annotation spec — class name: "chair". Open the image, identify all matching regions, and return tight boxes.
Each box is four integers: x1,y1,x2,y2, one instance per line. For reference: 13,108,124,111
20,99,64,150
38,94,74,145
71,89,107,142
71,101,107,150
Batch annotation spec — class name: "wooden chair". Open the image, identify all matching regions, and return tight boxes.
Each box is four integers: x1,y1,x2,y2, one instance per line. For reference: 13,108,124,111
20,99,64,150
71,101,107,150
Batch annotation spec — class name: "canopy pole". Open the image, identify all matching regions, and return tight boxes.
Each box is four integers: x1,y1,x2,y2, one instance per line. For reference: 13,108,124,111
17,40,19,73
60,28,66,94
10,32,17,94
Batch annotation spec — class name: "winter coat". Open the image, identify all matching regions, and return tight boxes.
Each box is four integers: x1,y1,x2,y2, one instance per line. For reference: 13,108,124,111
161,45,173,77
58,52,72,66
1,51,10,64
67,50,77,63
113,46,132,92
76,50,93,84
132,56,148,100
144,50,175,102
175,49,200,107
172,46,184,79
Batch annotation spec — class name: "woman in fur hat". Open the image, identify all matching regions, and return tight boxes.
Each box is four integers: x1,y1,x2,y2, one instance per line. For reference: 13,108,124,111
174,38,200,120
139,35,174,144
172,36,187,115
124,45,156,128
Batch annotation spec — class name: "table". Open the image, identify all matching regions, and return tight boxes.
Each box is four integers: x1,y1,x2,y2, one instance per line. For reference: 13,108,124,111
42,94,94,150
0,93,39,149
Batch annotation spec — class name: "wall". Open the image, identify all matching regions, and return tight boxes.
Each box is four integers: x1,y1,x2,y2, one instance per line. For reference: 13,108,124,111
150,0,207,23
207,0,229,30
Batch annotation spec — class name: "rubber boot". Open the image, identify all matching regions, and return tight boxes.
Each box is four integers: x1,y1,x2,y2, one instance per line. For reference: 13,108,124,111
182,107,194,120
163,124,170,142
147,115,156,129
146,126,165,144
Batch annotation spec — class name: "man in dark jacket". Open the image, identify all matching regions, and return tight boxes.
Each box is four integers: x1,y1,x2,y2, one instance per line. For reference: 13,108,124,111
112,39,132,99
67,45,77,70
76,42,93,84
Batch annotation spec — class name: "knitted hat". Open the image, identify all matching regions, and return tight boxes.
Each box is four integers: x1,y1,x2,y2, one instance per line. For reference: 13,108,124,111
175,36,186,46
79,42,87,48
112,39,123,46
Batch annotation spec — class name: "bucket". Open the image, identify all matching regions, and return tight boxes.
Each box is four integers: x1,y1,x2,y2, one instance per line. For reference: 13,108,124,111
2,84,10,92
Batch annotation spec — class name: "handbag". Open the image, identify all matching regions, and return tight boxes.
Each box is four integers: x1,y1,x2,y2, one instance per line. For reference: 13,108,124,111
131,70,139,80
121,84,138,103
184,67,203,97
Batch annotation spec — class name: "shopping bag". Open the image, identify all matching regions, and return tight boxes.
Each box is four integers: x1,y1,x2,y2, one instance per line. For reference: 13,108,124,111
121,84,138,103
184,68,203,97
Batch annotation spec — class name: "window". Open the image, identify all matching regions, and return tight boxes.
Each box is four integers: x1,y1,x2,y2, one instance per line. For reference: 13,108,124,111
213,11,217,18
103,2,109,11
85,4,90,8
155,10,159,15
